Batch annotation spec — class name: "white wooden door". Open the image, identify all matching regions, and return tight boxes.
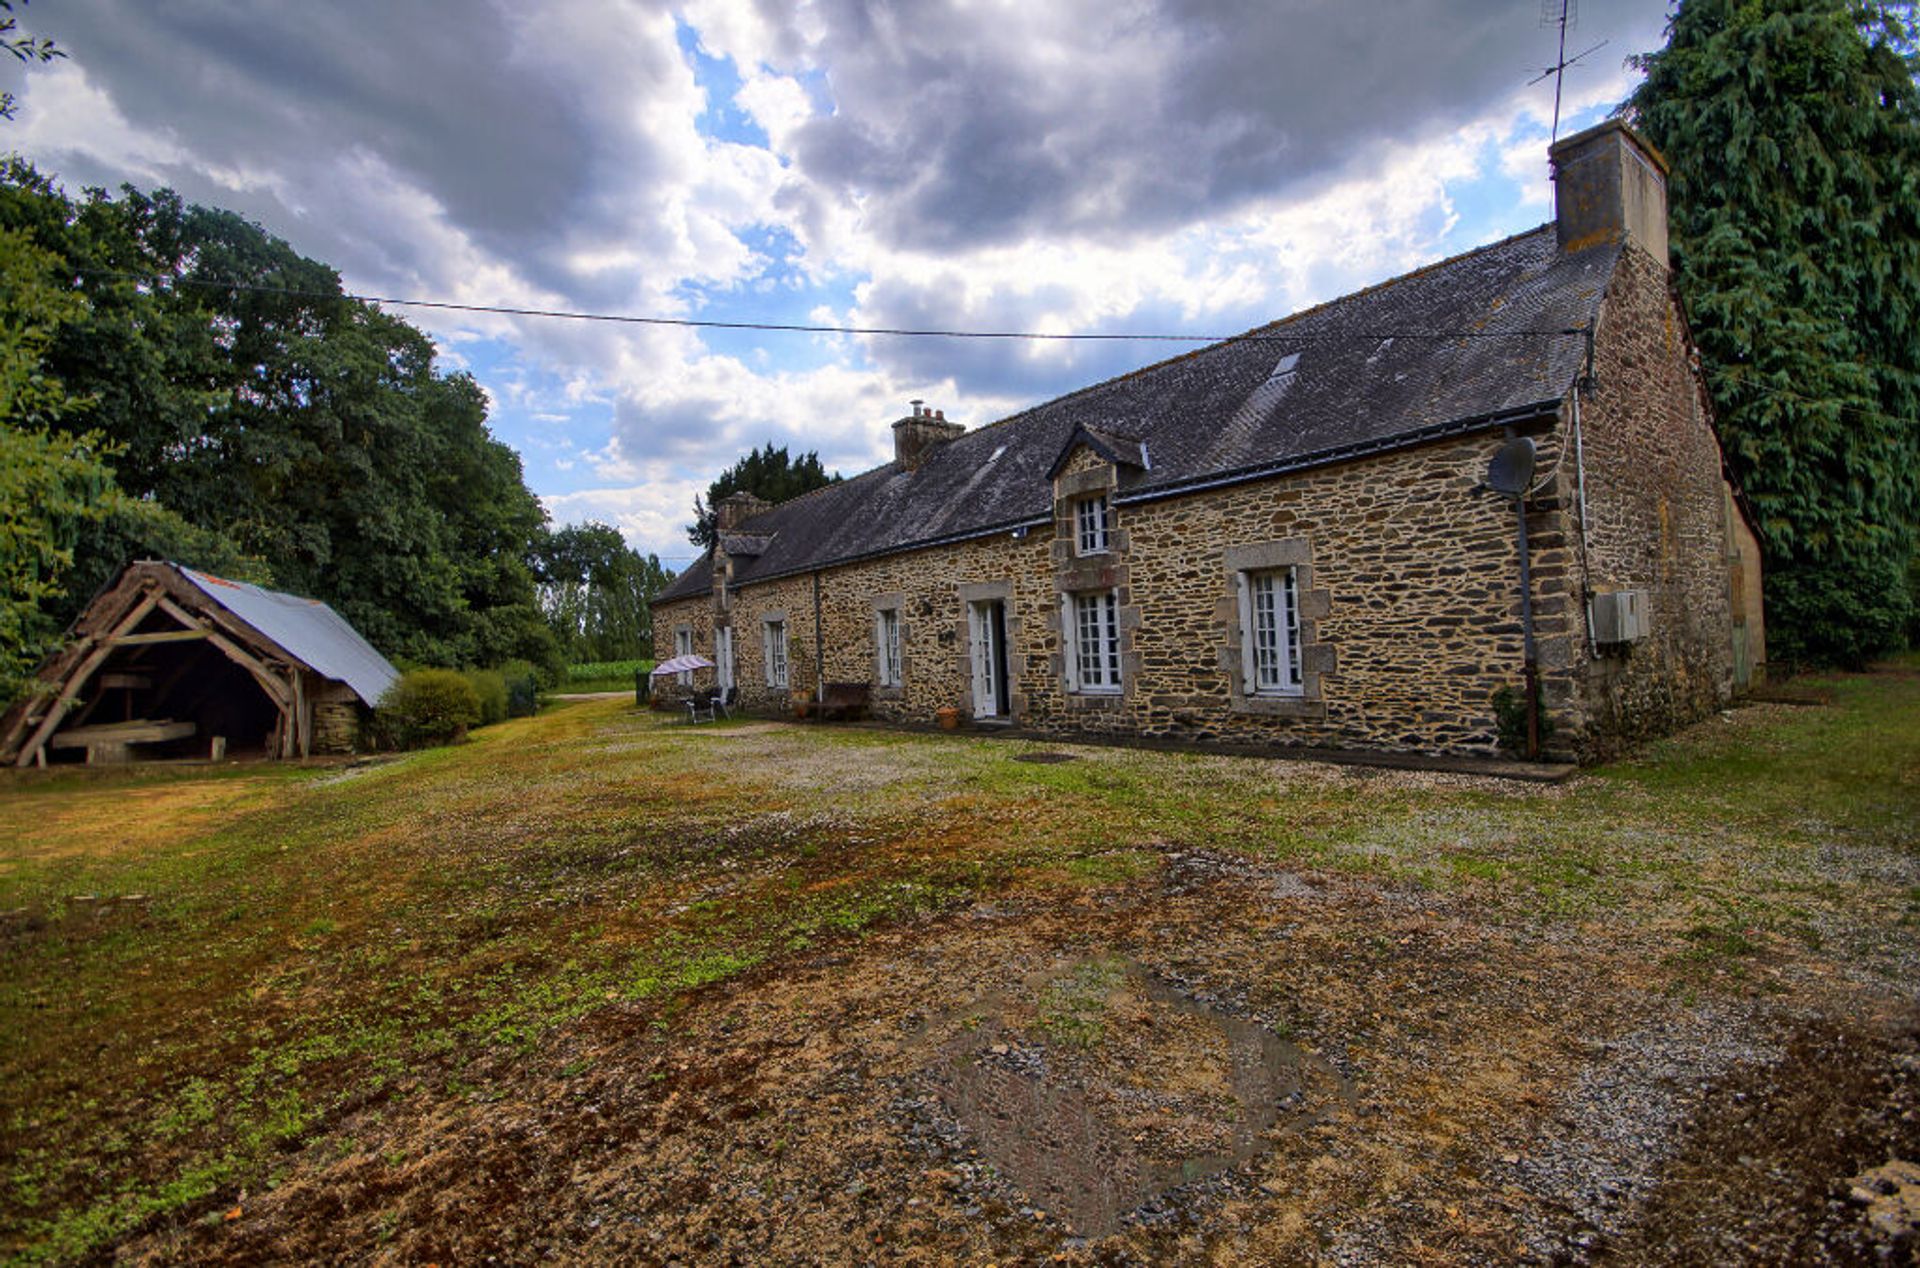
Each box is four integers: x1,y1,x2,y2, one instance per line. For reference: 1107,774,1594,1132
968,601,1001,718
715,627,734,693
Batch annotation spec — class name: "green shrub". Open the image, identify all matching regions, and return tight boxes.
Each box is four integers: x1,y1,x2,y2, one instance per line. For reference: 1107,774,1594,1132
1492,684,1554,757
373,669,482,750
497,659,540,718
463,669,509,728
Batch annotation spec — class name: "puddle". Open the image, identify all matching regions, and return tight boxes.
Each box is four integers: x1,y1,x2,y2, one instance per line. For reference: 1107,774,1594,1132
905,956,1352,1237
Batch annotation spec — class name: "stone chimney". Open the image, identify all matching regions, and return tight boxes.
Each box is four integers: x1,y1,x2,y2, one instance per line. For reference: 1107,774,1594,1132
891,400,964,471
714,490,771,533
1550,118,1669,267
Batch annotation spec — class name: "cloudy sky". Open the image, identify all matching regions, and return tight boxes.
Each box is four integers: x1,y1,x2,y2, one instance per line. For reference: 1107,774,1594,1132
3,0,1670,570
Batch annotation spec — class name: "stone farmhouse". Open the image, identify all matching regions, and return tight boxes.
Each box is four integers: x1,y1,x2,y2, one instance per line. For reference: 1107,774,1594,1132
651,122,1765,762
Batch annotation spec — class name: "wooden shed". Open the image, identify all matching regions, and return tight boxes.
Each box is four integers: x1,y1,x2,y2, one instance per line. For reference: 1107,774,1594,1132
0,560,400,767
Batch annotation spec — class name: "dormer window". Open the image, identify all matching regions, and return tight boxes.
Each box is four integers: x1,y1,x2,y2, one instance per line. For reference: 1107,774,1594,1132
1075,494,1110,556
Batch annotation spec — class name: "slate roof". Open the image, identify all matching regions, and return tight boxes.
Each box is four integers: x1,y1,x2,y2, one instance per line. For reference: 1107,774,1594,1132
180,567,400,706
659,225,1617,603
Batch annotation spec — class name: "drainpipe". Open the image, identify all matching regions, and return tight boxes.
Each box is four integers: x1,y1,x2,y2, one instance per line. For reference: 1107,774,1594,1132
1574,325,1597,657
1518,494,1539,760
1506,425,1540,761
812,571,825,704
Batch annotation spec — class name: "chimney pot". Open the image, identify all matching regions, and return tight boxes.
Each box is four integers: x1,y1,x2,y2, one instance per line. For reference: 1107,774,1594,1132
891,404,963,470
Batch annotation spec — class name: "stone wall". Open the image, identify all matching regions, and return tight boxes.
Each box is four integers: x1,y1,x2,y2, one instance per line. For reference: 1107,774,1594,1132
651,246,1750,762
308,679,364,755
657,431,1545,756
1557,243,1742,759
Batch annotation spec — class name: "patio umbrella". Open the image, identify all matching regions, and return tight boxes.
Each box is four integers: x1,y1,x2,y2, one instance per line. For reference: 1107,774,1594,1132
649,654,714,677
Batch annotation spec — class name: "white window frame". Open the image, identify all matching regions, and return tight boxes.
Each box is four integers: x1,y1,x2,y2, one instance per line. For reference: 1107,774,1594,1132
763,618,789,689
1074,494,1110,556
1062,589,1122,694
674,625,694,686
1237,567,1303,697
875,607,902,687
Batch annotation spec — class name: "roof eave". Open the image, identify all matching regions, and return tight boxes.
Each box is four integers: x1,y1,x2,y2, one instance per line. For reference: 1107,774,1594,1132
678,397,1569,598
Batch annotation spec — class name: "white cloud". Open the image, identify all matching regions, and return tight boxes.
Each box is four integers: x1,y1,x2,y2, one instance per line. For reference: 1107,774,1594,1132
7,0,1670,567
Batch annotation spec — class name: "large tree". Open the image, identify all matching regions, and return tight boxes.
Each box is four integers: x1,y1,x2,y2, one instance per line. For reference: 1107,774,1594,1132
536,522,674,662
0,226,111,699
687,443,839,548
1626,0,1920,665
0,165,559,673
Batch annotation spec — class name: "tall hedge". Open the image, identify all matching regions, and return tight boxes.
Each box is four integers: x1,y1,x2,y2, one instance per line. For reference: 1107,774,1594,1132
1627,0,1920,665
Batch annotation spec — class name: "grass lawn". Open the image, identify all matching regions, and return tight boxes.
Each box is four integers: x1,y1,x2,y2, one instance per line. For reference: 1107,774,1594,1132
1,674,1916,1263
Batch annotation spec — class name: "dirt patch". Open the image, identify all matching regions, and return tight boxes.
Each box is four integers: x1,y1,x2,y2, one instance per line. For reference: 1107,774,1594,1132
125,845,1920,1265
1593,1018,1920,1265
903,955,1351,1236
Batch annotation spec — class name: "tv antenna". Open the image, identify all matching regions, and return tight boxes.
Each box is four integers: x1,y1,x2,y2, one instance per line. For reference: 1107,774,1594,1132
1530,0,1608,144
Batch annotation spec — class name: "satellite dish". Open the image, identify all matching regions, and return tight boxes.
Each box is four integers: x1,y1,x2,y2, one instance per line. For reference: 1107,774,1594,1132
1486,436,1537,498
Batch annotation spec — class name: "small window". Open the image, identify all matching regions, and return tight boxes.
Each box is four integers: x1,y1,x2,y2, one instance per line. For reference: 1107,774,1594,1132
875,608,902,687
763,619,789,689
1240,568,1302,695
1074,494,1110,555
674,625,694,685
1068,590,1122,693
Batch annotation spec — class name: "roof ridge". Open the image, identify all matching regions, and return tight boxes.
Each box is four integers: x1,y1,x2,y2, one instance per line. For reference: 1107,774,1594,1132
974,224,1558,435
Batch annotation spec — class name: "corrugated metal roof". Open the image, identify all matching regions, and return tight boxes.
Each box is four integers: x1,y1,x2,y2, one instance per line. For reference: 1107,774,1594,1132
659,226,1616,604
180,567,400,706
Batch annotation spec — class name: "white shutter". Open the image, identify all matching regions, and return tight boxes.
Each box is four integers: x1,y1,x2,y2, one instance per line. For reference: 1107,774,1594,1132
1060,593,1079,693
1234,571,1255,694
1281,568,1301,690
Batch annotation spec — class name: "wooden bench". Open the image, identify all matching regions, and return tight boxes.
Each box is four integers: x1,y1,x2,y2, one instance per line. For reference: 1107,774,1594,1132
816,682,871,722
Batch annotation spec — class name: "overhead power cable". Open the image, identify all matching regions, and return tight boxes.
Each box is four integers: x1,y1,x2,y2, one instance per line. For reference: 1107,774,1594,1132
74,270,1918,427
76,268,1587,346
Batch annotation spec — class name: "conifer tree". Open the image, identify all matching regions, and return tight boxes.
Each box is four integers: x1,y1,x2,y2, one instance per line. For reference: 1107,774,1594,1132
1627,0,1920,665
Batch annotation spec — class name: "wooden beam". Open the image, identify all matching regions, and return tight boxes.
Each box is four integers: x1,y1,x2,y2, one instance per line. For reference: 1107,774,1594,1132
151,596,293,711
50,719,197,747
12,588,165,767
294,671,311,759
109,629,211,646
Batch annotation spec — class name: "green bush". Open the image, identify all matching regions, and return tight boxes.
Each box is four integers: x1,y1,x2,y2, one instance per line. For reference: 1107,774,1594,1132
1492,684,1554,757
463,669,509,727
373,669,482,750
497,659,540,718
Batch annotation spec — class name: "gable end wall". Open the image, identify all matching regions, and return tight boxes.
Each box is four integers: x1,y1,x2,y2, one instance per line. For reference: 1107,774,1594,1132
1559,243,1743,758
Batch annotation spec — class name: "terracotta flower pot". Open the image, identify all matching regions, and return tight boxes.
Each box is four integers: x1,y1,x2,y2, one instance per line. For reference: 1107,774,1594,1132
935,706,962,730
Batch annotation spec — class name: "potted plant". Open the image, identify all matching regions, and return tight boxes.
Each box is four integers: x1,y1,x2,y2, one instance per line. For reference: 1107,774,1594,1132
935,706,961,730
